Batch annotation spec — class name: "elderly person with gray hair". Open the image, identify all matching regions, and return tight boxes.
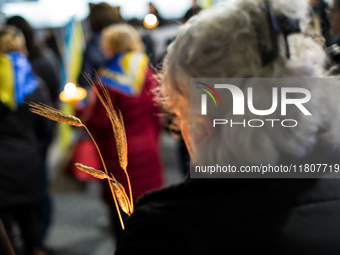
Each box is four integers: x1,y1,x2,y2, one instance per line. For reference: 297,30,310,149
115,0,340,254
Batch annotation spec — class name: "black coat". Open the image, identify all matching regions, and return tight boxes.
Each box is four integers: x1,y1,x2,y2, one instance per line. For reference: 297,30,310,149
116,151,340,254
30,50,60,107
0,82,53,209
78,33,106,88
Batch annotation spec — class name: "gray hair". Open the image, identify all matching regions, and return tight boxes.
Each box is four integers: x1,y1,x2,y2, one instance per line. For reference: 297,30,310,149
161,0,340,167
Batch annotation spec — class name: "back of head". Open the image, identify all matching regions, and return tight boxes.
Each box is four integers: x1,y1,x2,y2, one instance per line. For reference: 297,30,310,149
0,26,26,54
89,2,123,33
165,0,326,97
102,24,144,55
6,16,40,59
161,0,340,167
0,26,37,111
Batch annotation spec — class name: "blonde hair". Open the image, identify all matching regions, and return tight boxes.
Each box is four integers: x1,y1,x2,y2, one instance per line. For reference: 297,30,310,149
160,0,340,167
0,26,27,54
102,24,144,55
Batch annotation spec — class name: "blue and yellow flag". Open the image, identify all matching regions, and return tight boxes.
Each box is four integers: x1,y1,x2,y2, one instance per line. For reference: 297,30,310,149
0,51,38,111
100,51,149,97
0,53,15,110
59,20,84,149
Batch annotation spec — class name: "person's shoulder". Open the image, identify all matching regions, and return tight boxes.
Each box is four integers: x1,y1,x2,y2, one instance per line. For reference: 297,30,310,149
85,34,102,53
133,180,189,210
118,178,214,233
127,179,195,220
115,181,191,254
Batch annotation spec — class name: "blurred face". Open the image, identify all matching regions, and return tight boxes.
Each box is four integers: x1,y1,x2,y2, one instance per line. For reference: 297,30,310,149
100,33,114,59
328,1,340,36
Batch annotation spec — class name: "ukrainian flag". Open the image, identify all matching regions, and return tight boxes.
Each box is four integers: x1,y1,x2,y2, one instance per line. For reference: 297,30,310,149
0,53,15,110
0,52,38,111
59,20,84,149
100,51,149,97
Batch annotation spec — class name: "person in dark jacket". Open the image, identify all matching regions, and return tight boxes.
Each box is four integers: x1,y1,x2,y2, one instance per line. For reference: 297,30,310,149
0,27,52,255
115,0,340,254
6,16,59,240
78,2,123,88
6,16,60,109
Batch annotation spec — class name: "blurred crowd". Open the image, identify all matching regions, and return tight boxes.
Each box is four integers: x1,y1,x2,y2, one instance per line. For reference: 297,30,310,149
0,1,200,254
1,0,340,254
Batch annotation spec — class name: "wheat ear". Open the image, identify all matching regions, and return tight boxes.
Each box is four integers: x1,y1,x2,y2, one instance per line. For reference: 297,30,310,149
110,174,132,216
29,102,126,229
76,164,132,216
79,125,125,230
84,73,133,212
75,163,111,180
29,102,83,127
85,73,128,170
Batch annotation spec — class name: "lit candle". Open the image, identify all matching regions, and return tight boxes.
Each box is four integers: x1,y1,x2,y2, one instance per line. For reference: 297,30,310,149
64,83,77,97
60,82,87,104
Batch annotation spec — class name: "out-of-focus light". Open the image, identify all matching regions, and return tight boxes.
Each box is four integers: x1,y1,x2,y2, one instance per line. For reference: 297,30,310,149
145,14,157,25
143,14,159,29
60,82,87,104
64,83,76,97
65,2,77,17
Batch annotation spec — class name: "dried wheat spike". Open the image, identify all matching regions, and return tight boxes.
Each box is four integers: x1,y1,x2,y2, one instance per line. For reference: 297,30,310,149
116,109,128,171
75,163,111,180
84,73,128,171
29,102,83,127
101,85,128,172
83,72,133,214
111,180,132,216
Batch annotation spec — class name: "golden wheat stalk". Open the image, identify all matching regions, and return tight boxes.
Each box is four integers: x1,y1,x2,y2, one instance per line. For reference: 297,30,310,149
29,102,83,127
75,163,111,180
84,73,133,212
116,109,128,171
79,126,125,229
110,175,132,216
76,163,132,216
29,102,126,230
85,73,128,171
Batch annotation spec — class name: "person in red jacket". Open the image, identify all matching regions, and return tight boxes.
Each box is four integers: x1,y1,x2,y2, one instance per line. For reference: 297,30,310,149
78,23,164,239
